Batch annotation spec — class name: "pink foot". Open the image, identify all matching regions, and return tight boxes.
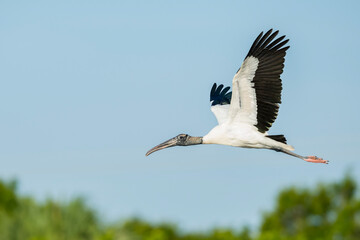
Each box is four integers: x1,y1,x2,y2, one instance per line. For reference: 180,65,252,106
304,156,329,164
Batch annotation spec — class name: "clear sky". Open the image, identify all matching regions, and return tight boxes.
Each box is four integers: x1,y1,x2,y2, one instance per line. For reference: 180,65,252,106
1,0,360,231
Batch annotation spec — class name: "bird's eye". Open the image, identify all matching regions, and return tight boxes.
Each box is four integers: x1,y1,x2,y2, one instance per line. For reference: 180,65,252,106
179,135,187,140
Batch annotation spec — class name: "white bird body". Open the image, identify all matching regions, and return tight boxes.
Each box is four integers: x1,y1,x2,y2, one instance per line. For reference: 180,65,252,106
203,121,294,151
146,29,328,164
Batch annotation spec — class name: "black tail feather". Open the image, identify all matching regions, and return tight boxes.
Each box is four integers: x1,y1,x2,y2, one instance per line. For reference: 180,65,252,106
267,135,287,144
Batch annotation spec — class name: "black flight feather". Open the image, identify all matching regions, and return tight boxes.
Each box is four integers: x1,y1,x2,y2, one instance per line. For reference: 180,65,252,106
244,29,290,133
210,83,232,106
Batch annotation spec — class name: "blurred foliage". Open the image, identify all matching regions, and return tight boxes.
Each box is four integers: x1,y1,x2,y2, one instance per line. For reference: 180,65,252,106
0,180,18,215
258,174,360,240
0,175,359,240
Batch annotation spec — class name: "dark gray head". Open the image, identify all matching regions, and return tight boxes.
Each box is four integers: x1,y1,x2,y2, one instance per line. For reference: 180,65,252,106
146,134,203,156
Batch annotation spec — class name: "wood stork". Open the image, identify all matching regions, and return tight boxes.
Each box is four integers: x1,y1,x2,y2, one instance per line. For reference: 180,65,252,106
146,29,328,164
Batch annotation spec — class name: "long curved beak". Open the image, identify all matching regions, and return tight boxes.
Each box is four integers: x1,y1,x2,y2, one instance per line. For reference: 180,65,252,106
146,137,177,156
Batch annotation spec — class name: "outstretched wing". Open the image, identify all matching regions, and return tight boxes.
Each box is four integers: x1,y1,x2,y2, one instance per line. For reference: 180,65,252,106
210,83,232,125
228,29,289,133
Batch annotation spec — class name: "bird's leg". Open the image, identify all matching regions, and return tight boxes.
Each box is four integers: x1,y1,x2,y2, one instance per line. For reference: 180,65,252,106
275,148,329,164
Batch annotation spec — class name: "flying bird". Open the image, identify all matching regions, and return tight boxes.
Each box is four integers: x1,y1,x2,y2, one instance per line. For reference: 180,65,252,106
146,29,328,164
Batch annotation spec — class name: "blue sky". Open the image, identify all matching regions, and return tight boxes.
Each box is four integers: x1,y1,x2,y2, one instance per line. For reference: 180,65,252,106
1,0,360,230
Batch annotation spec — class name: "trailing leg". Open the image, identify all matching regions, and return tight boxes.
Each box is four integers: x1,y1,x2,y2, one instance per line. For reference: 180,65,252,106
275,148,329,164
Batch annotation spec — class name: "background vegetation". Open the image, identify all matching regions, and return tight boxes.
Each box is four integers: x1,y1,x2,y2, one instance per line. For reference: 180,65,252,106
0,175,359,240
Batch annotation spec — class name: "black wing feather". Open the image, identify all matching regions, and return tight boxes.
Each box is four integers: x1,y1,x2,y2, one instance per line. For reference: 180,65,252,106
245,29,290,133
210,83,232,106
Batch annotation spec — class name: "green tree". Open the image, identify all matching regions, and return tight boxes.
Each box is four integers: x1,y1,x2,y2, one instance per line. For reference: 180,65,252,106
0,174,359,240
0,192,100,240
0,179,18,215
258,175,360,240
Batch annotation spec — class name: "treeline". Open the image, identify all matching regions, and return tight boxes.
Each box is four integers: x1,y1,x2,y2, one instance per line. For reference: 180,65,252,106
0,175,359,240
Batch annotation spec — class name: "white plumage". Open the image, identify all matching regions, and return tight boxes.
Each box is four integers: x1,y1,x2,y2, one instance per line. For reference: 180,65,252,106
210,105,230,125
